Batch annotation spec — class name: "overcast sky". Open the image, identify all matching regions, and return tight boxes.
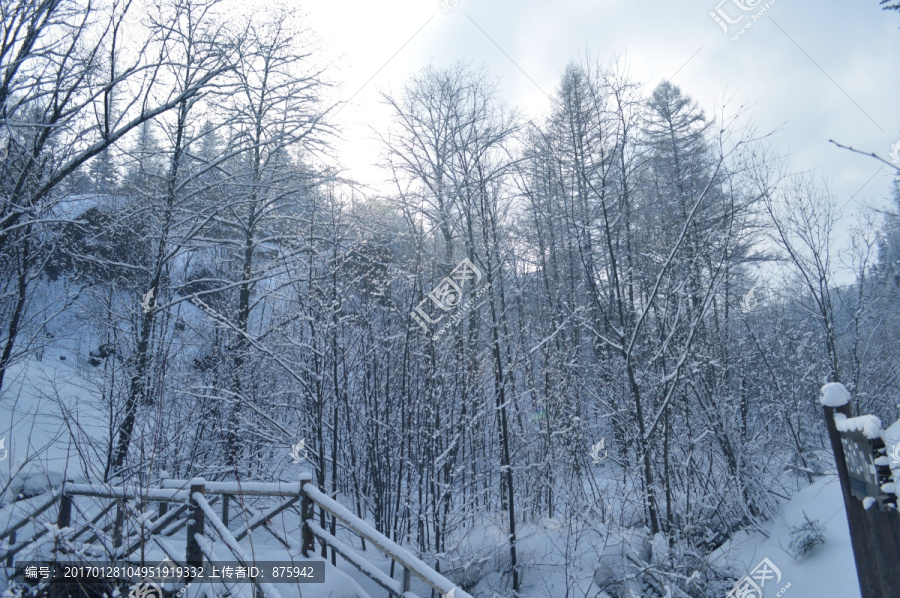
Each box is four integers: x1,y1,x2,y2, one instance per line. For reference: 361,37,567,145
298,0,899,258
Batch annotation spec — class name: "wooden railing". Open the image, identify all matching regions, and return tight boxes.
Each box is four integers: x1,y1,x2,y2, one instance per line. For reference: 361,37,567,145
298,473,472,598
0,478,302,597
0,475,473,598
821,383,900,598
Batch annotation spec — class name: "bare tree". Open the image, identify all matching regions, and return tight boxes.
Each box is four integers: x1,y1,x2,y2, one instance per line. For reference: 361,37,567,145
764,177,843,384
109,0,237,473
0,0,233,394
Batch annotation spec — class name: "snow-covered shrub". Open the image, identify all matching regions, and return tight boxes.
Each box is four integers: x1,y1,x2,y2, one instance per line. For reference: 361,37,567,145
641,535,735,598
788,512,826,558
438,516,514,590
592,526,651,597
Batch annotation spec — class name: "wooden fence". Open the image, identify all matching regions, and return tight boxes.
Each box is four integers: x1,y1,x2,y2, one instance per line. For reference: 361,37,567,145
0,474,472,598
822,383,900,598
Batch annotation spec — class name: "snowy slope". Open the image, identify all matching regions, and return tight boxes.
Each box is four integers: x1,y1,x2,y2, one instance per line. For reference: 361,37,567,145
712,475,860,598
0,355,868,598
0,356,100,505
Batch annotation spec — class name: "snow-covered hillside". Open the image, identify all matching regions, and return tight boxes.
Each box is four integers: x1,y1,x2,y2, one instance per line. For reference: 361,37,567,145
712,475,859,598
0,355,872,598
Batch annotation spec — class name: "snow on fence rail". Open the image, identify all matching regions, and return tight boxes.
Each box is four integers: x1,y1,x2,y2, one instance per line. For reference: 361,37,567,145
306,520,405,596
65,483,188,502
0,489,62,544
191,489,282,598
300,473,472,598
0,489,64,566
160,479,302,497
0,477,472,598
820,382,900,598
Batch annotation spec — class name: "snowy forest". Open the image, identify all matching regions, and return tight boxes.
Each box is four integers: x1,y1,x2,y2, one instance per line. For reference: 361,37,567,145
1,0,900,597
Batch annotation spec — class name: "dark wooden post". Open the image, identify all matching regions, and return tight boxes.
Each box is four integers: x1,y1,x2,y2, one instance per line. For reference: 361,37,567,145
113,501,125,551
157,472,168,523
401,567,411,594
5,531,14,567
299,474,314,557
221,494,230,528
822,383,900,598
57,494,72,529
823,398,870,597
186,479,206,574
55,483,73,562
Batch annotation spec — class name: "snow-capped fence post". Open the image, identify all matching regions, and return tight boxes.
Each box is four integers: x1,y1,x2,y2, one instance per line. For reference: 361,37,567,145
186,478,206,572
57,483,73,555
820,382,900,598
55,482,74,562
158,472,169,520
299,473,314,557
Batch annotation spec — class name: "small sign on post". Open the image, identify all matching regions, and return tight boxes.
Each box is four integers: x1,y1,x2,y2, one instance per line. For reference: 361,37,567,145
835,417,898,511
840,431,881,503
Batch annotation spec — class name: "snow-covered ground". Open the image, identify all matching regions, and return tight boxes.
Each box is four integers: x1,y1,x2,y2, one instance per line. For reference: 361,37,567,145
0,357,869,598
0,356,97,503
313,472,863,597
712,474,859,598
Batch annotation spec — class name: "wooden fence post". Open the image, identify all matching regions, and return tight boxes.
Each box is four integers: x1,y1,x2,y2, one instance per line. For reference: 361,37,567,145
222,494,230,528
5,531,14,567
821,383,900,598
57,493,72,529
299,474,314,557
186,479,206,573
113,501,125,552
157,472,168,522
401,567,411,594
55,483,73,561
